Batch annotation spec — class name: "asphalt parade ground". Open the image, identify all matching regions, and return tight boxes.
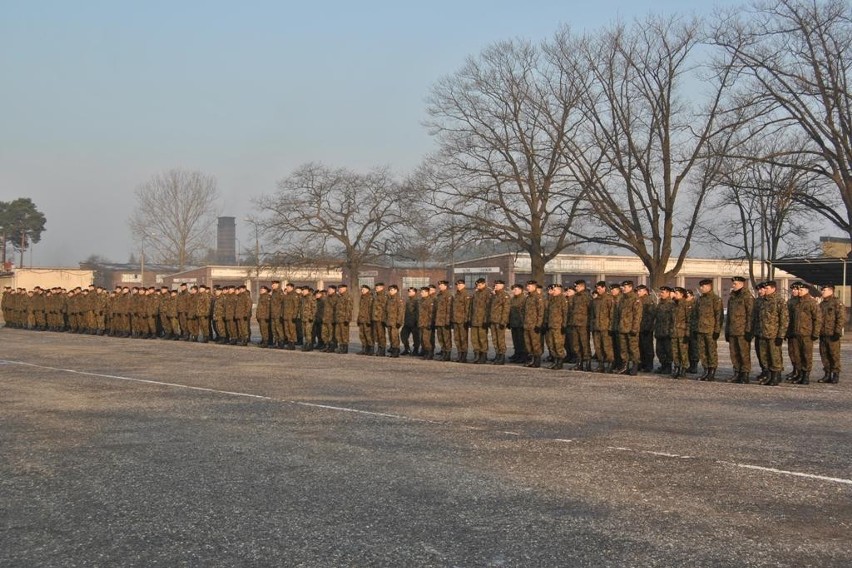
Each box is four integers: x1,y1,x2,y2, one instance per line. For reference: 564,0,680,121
1,328,851,567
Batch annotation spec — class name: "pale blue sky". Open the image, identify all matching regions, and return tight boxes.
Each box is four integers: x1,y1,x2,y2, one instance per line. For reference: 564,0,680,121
0,0,737,266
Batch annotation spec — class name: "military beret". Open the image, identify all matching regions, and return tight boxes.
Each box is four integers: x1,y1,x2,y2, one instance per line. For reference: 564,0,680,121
494,280,505,285
361,285,371,291
339,283,348,289
659,285,673,292
596,281,608,288
636,284,648,291
609,283,621,290
260,285,270,292
436,281,447,287
420,287,430,292
574,279,586,286
674,287,686,294
327,285,337,290
685,290,694,297
621,280,634,287
285,282,295,288
731,276,746,283
552,283,563,289
455,279,466,285
475,278,486,285
764,280,777,288
526,280,538,286
408,287,417,292
822,284,835,290
511,284,524,290
375,282,385,287
388,284,398,291
699,279,713,286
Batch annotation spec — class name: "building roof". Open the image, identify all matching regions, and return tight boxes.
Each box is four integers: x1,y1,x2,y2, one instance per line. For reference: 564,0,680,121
769,256,851,286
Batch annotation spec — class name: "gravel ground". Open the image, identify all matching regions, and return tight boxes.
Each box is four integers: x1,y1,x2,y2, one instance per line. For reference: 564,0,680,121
1,327,850,567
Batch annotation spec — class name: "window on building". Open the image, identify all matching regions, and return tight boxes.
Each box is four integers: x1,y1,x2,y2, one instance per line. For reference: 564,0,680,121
359,277,375,288
402,276,431,289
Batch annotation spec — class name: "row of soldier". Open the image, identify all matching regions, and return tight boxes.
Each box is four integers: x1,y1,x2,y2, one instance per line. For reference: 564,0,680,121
2,276,844,384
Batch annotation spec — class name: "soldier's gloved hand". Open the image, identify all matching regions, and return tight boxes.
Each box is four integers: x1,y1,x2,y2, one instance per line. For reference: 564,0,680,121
774,337,783,346
744,332,753,342
629,331,637,337
713,332,720,340
830,333,841,341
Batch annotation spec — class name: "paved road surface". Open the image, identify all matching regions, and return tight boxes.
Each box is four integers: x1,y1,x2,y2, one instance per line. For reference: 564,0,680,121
1,328,850,566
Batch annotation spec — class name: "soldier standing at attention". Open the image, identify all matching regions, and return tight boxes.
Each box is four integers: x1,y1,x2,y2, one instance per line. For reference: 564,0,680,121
752,282,768,381
785,282,802,381
563,286,576,364
469,278,491,364
322,285,338,352
615,280,642,376
255,285,272,347
508,284,526,363
371,283,388,356
684,290,699,374
418,287,436,360
787,283,822,384
384,284,405,357
236,286,253,346
212,287,226,343
545,283,567,370
357,285,374,355
270,281,285,348
299,287,316,351
282,283,300,350
488,280,510,365
591,282,614,373
334,283,353,354
568,280,592,371
670,287,691,379
434,281,453,361
754,281,788,386
608,284,623,372
523,280,545,368
312,289,325,350
725,277,754,384
452,279,472,363
654,286,674,375
694,279,723,381
818,284,845,384
176,283,190,340
636,285,656,372
401,287,420,356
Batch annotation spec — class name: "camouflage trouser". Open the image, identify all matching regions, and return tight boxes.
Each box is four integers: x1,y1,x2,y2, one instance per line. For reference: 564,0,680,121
372,322,386,349
198,317,211,340
489,324,506,355
788,335,801,371
334,322,349,346
569,326,592,361
237,318,250,341
754,337,766,370
271,315,284,344
655,336,672,366
672,336,690,368
226,318,238,341
257,318,271,344
688,335,699,366
302,320,313,345
437,326,452,354
470,325,488,353
696,333,718,368
546,327,566,359
214,317,227,339
188,316,199,337
178,313,188,336
729,336,751,372
593,331,613,363
321,322,335,345
819,336,842,372
790,335,815,372
524,327,542,356
358,323,373,348
758,336,784,371
420,326,433,352
283,318,297,343
618,333,640,364
388,325,400,350
453,323,469,355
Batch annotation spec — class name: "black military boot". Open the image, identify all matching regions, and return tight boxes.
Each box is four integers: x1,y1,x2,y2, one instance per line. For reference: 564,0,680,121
706,368,716,382
699,367,710,381
375,347,384,357
818,370,831,383
671,365,680,378
740,371,750,384
726,370,742,383
531,355,541,368
784,367,799,381
764,371,779,386
828,371,840,384
551,357,564,370
456,352,468,363
443,351,452,361
756,368,768,382
686,363,698,374
471,351,482,364
627,362,638,376
390,348,399,358
796,371,810,385
401,347,410,356
495,353,505,365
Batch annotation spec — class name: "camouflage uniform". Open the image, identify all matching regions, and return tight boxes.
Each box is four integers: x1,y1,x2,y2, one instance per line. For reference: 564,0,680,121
753,290,788,385
568,290,592,369
418,292,435,358
300,290,317,351
255,290,272,346
545,291,567,368
235,289,252,345
693,289,723,379
654,298,674,373
638,294,656,372
434,288,453,360
616,291,642,374
488,286,510,363
384,290,405,356
270,286,285,347
508,291,526,362
451,287,472,362
788,292,822,383
523,290,545,366
357,290,374,354
818,293,845,382
725,287,754,382
333,289,353,353
469,285,491,363
592,292,615,371
671,297,691,377
371,289,388,354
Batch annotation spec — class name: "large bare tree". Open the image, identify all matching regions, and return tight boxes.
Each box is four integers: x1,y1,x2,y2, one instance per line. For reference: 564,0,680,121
255,163,405,302
129,169,220,269
419,37,588,282
700,134,821,285
714,0,852,242
554,17,741,288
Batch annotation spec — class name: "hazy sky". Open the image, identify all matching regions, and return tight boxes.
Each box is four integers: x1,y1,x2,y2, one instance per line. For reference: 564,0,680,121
1,0,741,267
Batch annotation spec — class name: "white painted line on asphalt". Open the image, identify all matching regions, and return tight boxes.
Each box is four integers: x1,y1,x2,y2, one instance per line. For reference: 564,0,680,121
5,358,852,487
290,401,435,423
719,461,852,486
0,359,277,401
554,439,575,443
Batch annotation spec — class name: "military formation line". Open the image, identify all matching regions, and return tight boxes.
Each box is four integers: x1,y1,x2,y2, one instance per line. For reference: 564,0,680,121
1,275,845,385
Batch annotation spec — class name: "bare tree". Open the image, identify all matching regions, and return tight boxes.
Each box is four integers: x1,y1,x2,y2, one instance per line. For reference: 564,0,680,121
129,169,220,269
419,37,588,282
700,134,820,285
714,0,852,242
255,163,405,304
555,16,742,288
